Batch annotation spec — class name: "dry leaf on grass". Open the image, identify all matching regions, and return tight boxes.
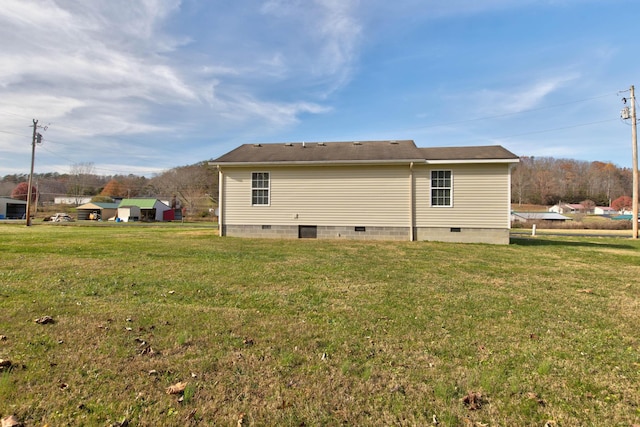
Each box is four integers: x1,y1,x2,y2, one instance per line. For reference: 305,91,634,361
462,391,484,410
525,391,546,406
185,409,197,421
138,345,156,356
1,415,22,427
166,381,187,395
577,289,593,294
34,316,54,324
237,413,247,426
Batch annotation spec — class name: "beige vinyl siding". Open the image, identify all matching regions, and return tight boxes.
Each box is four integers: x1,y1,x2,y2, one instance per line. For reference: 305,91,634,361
221,165,410,227
414,163,511,228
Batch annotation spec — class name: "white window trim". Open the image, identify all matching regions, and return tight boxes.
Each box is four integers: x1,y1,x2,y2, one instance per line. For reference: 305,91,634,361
251,171,271,206
430,169,453,207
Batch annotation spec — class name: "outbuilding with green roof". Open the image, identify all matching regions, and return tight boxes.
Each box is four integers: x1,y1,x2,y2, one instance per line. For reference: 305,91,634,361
117,198,170,222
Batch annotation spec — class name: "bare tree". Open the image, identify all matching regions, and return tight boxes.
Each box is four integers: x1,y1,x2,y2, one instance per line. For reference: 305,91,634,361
68,162,95,205
149,162,218,216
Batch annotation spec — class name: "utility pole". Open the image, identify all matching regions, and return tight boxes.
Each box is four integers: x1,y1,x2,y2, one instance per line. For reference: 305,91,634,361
631,86,638,239
26,119,39,227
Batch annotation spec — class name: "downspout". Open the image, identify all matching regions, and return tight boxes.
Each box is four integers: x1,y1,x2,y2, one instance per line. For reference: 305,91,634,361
409,162,415,241
217,166,224,236
507,163,515,231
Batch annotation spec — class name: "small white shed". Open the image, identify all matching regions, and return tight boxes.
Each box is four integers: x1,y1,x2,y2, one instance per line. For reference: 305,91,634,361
117,206,141,222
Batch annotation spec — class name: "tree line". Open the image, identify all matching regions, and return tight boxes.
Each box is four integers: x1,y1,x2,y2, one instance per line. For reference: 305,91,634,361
1,161,219,218
511,157,633,207
2,156,636,212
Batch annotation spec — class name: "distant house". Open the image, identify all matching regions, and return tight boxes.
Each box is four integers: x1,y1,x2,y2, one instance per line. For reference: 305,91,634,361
511,212,571,222
211,140,519,244
594,206,618,216
76,202,119,221
549,203,586,214
54,196,92,205
117,198,170,222
0,197,27,219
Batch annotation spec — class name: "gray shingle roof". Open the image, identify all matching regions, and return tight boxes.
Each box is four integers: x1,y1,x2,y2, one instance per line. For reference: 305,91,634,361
211,140,518,165
420,145,519,161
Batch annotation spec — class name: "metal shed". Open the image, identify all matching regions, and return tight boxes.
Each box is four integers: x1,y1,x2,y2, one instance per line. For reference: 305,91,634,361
0,197,27,219
76,202,119,221
118,199,170,222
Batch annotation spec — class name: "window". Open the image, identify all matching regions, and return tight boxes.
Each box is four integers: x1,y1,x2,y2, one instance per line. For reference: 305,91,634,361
252,172,270,205
431,170,452,207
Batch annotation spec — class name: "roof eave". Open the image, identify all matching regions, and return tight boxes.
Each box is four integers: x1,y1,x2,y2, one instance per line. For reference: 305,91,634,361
425,158,520,165
211,159,427,167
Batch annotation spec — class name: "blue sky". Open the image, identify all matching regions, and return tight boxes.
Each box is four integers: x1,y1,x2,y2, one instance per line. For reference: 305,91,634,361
1,0,639,177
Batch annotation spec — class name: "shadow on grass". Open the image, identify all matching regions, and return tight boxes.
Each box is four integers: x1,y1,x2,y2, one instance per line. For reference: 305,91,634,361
510,236,636,250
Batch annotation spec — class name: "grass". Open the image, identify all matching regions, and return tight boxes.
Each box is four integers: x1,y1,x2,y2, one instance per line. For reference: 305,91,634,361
0,223,639,426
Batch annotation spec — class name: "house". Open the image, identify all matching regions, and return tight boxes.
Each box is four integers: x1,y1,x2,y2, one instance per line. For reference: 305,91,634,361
76,202,119,220
117,198,170,222
511,212,571,222
0,197,27,219
594,206,618,216
54,196,92,205
210,140,519,244
548,203,586,214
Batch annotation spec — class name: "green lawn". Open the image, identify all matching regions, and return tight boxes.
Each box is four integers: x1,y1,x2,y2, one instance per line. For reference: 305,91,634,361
0,223,639,426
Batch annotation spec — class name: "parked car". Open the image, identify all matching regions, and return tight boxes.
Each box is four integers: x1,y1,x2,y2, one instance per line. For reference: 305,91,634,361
50,213,74,222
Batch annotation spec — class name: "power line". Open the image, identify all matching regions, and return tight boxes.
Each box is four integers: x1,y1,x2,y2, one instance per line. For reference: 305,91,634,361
487,118,619,141
0,129,32,138
37,145,166,176
408,92,616,131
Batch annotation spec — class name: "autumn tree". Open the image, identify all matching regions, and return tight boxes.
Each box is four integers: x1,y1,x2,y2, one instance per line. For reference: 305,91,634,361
611,195,632,212
101,179,126,198
11,182,37,203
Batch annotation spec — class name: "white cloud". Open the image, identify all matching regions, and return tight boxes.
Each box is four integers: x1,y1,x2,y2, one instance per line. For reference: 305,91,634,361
470,74,579,116
0,0,355,173
259,0,362,92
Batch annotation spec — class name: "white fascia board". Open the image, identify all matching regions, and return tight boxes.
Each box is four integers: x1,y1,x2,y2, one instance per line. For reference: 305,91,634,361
425,158,520,165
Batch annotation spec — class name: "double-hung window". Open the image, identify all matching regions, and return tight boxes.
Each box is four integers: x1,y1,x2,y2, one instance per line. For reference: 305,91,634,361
251,172,270,206
431,170,452,207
